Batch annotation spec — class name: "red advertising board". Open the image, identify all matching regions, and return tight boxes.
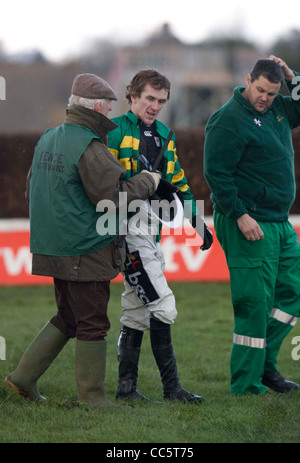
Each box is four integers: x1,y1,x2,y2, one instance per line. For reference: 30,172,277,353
1,218,300,285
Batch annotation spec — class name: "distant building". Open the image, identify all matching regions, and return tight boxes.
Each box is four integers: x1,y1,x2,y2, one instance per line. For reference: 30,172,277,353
110,23,261,127
0,23,262,134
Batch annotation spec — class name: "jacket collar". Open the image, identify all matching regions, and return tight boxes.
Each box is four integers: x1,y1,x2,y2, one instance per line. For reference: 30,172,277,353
65,105,118,138
234,87,258,115
126,110,139,125
125,110,171,139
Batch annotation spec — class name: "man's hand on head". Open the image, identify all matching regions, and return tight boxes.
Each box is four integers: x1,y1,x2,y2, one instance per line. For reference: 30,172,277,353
269,55,295,81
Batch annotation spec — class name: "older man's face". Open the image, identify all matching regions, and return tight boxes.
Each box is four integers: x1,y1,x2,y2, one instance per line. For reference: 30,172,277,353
94,99,113,117
242,74,281,113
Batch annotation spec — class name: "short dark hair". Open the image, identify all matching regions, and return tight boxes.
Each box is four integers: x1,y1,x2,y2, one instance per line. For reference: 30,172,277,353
250,59,285,86
126,69,171,104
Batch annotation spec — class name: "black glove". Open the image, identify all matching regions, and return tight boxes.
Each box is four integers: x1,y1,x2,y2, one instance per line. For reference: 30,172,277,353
191,216,213,251
149,179,183,223
150,178,182,202
201,223,213,250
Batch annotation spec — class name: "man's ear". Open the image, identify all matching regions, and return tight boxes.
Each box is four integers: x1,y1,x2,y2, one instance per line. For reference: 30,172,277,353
94,101,101,112
245,74,252,86
130,93,138,104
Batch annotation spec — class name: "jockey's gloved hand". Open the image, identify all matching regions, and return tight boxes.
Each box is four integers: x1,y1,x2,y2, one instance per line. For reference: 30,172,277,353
190,215,213,251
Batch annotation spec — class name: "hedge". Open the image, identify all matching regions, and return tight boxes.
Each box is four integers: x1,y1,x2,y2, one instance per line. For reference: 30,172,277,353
1,127,300,218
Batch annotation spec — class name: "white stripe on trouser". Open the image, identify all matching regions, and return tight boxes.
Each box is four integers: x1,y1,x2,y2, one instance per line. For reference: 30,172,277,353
233,333,266,349
270,308,298,326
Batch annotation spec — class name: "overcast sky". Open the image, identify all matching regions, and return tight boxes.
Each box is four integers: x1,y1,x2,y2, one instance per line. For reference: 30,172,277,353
1,0,299,61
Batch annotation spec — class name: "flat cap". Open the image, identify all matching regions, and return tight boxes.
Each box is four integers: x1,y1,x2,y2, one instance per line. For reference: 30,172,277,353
71,73,117,100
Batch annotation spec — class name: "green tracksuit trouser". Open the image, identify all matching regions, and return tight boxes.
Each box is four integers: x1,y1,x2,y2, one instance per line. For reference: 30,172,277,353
214,211,300,395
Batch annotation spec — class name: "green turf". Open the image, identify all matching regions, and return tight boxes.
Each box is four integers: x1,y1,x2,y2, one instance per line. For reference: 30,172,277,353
0,283,299,443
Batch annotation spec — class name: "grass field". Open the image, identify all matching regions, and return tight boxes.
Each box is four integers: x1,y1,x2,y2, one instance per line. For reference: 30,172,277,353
0,282,299,444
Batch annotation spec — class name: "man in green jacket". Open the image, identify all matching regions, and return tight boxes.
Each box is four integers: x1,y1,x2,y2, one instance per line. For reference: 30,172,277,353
204,56,300,395
108,69,213,403
5,73,161,408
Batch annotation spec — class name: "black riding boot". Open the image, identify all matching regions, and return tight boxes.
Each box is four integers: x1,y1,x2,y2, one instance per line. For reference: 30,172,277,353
116,326,150,400
150,316,204,403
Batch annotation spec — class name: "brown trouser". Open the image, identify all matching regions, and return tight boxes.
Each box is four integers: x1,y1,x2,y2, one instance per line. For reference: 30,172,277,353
51,278,111,341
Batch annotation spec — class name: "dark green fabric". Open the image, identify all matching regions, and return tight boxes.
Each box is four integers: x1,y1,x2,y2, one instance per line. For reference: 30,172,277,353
214,211,300,394
204,73,300,222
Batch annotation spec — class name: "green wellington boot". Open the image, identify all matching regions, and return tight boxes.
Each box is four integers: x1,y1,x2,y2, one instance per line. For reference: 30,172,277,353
76,339,119,408
5,322,69,402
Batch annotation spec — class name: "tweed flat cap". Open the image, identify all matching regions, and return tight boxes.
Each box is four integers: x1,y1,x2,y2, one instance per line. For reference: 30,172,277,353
71,73,117,100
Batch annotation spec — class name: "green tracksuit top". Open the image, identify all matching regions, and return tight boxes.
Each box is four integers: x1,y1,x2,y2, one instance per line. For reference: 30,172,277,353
107,110,198,218
204,74,300,222
30,123,117,256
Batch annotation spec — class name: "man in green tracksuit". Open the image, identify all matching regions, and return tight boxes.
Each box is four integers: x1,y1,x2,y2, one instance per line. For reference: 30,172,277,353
204,55,300,395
